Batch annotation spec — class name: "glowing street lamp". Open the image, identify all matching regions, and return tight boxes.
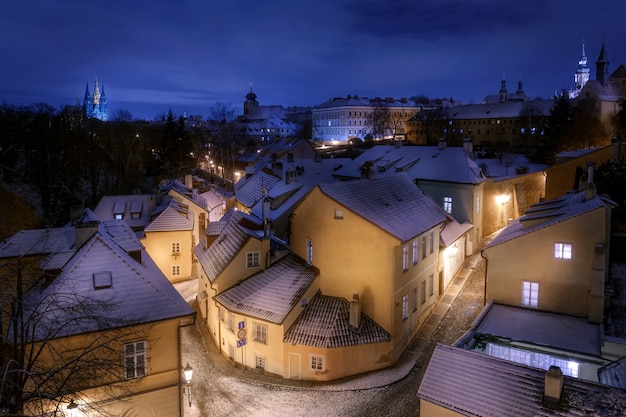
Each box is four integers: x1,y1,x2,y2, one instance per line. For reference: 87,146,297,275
183,363,193,407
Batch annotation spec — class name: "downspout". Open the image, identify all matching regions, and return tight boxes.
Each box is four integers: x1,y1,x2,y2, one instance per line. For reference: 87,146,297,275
481,248,489,305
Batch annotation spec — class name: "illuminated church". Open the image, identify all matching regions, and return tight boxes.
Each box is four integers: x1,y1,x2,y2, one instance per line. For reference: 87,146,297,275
83,77,108,121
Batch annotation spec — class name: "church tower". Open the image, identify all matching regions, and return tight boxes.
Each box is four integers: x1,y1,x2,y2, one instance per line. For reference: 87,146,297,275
596,38,610,87
83,77,108,121
243,85,259,116
574,41,590,91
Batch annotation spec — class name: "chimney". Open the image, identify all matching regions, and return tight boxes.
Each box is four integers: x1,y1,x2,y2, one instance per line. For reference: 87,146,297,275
75,221,99,249
585,162,597,200
262,189,271,238
185,174,193,188
349,292,361,329
543,366,563,409
463,138,473,159
438,138,447,150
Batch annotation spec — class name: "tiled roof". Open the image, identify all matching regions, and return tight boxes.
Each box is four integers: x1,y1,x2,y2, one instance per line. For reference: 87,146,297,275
194,211,255,283
443,99,553,119
580,79,624,102
19,226,193,341
234,169,281,209
214,255,318,324
332,144,486,184
168,180,209,211
319,173,447,242
283,294,391,348
93,194,156,229
418,344,626,417
0,227,76,258
486,190,616,248
144,201,193,232
600,356,626,389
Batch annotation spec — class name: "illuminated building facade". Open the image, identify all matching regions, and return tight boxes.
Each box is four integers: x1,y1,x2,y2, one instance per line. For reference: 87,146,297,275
83,77,108,121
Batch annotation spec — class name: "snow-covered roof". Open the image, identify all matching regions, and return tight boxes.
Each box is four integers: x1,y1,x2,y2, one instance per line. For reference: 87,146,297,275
234,169,281,209
214,255,318,324
0,227,76,258
144,200,193,232
93,194,156,229
167,180,209,211
19,223,193,341
473,303,602,356
485,189,616,249
318,174,447,242
578,79,624,102
440,218,473,247
283,293,391,348
444,99,553,119
418,344,626,416
332,144,486,184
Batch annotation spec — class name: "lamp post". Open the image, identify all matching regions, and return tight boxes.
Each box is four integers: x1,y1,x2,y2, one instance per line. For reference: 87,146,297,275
183,363,193,407
66,399,78,417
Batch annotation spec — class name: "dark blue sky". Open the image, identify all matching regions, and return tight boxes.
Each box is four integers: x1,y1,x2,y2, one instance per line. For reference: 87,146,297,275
2,0,625,120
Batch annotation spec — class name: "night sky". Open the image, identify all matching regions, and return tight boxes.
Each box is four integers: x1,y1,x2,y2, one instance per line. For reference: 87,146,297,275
2,0,625,120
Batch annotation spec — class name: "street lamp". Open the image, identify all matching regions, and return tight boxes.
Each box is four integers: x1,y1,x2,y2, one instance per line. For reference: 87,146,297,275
66,399,78,417
183,363,193,407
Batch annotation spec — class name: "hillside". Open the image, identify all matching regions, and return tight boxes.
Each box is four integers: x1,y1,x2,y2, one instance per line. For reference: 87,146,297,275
0,185,43,241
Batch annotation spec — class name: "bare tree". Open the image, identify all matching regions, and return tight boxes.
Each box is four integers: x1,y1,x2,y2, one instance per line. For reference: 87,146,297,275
369,100,390,140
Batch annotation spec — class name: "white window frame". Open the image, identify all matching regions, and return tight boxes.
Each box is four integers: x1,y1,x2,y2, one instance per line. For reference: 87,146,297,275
402,245,409,272
124,341,147,379
255,354,266,371
171,242,180,255
306,238,313,265
172,265,181,276
246,251,260,268
421,236,427,259
554,242,572,260
401,294,409,321
412,241,418,265
443,196,453,213
254,323,267,344
310,354,324,372
522,281,539,307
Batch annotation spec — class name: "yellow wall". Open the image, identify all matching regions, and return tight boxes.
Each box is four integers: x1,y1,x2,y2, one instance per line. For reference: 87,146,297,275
143,229,193,282
484,209,608,318
419,400,464,417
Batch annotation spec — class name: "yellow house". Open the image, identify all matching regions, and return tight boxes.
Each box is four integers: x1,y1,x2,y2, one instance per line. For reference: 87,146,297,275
290,173,448,365
142,200,194,283
482,174,615,323
3,219,193,416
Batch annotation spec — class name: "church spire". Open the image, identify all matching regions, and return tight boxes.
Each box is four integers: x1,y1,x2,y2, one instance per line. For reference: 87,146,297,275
93,77,101,105
596,38,610,87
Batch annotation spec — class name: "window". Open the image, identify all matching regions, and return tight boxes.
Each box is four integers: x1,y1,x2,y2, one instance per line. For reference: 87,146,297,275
131,212,141,219
171,242,180,255
124,341,147,379
429,274,434,297
476,196,481,213
114,213,123,220
522,281,539,307
412,287,418,312
334,209,344,219
310,355,324,371
412,241,418,265
402,294,409,321
255,355,266,371
422,236,427,259
254,323,267,344
421,280,426,304
429,231,434,254
246,251,260,268
306,238,313,265
554,243,572,259
402,246,409,271
227,312,235,332
172,265,181,276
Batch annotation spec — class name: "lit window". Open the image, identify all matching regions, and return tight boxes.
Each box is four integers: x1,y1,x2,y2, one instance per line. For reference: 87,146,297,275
522,281,539,307
171,242,180,255
247,251,260,268
125,341,147,379
554,243,572,259
172,265,181,276
402,294,409,321
255,355,266,371
310,355,324,371
443,196,452,213
402,246,409,272
412,241,418,265
114,213,123,220
254,323,267,344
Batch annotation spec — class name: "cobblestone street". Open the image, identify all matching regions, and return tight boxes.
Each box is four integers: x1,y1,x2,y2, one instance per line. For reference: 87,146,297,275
179,252,487,417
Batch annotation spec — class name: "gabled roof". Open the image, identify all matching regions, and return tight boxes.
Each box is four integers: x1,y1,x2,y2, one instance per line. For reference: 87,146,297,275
485,190,616,249
167,180,209,211
19,223,192,341
283,294,391,348
214,255,318,324
194,211,257,283
445,99,553,119
418,344,626,417
578,79,625,102
234,169,281,209
93,194,157,229
318,174,447,242
144,200,193,232
332,145,486,184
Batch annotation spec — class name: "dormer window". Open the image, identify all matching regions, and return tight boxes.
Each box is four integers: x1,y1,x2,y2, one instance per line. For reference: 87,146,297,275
93,271,112,289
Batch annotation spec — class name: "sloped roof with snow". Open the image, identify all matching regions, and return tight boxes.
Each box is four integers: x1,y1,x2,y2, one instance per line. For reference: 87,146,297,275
144,200,193,232
445,99,553,119
418,344,626,417
214,255,318,324
332,145,486,184
93,194,156,229
234,169,281,209
318,174,447,242
578,79,625,102
485,190,616,249
19,224,192,341
283,294,391,348
167,180,209,211
0,227,76,258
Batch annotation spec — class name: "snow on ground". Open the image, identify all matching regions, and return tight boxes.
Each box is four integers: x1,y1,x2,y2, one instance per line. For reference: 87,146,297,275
474,153,547,178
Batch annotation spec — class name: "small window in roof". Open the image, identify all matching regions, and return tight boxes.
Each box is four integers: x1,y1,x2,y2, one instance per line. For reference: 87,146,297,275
93,271,112,289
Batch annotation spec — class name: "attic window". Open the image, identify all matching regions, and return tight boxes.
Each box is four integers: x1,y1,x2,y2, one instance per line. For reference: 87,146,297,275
334,209,344,220
93,271,112,289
